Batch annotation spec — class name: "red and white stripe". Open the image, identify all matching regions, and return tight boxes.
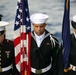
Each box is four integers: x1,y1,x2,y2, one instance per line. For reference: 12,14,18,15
14,25,31,75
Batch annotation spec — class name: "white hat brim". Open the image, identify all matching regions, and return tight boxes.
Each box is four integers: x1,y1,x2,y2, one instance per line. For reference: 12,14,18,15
0,21,9,26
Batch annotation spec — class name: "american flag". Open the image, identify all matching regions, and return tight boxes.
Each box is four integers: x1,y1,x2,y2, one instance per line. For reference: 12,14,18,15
14,0,31,75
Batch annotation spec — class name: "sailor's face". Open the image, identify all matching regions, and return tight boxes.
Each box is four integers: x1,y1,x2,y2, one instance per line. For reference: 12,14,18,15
33,23,46,36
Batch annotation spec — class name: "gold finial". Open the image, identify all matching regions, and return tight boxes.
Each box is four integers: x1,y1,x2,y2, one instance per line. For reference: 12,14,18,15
66,0,69,10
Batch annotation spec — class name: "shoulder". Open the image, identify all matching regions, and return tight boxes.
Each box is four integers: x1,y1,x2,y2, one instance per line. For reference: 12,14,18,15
49,34,59,44
49,34,61,50
70,33,74,38
51,35,62,53
52,35,59,42
4,39,14,45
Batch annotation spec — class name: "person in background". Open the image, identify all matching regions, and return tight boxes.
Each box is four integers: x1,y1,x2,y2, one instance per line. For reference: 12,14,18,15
0,21,20,74
64,15,76,75
30,13,64,75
